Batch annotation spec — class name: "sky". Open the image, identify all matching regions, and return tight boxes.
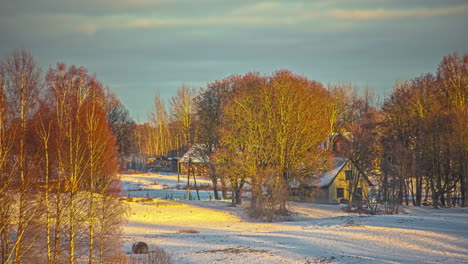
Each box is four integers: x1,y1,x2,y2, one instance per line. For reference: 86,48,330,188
1,0,467,120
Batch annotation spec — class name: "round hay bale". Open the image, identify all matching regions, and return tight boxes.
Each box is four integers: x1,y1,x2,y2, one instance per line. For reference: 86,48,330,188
132,241,149,254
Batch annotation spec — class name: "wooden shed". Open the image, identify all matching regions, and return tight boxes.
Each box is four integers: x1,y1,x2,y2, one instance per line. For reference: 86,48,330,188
178,144,209,176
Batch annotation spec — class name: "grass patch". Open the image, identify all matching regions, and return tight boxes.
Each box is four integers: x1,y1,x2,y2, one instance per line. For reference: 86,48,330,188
177,229,200,234
342,218,365,227
120,197,135,202
121,197,183,207
153,199,184,207
197,246,269,254
305,256,336,263
128,246,173,264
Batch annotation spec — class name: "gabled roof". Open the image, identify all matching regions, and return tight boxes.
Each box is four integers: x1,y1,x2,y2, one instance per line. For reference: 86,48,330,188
330,132,352,142
302,155,372,188
318,156,349,187
179,144,209,163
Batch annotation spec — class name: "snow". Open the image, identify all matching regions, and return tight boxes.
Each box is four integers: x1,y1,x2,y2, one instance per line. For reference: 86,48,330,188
120,173,218,200
121,173,468,263
179,144,209,163
318,156,348,187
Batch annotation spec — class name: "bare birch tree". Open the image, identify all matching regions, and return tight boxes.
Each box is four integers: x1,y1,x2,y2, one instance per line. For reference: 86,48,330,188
170,85,197,153
0,49,125,263
35,106,54,263
0,60,18,264
4,49,43,264
148,93,171,157
46,63,93,263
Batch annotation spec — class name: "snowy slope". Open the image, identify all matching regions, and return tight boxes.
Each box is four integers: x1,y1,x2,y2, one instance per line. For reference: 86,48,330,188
121,173,468,264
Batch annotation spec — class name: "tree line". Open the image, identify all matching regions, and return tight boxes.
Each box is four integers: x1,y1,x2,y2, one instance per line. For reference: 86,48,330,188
379,54,468,211
134,53,467,217
0,50,126,264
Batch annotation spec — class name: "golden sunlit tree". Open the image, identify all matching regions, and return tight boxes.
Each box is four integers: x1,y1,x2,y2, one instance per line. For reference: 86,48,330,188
0,59,18,264
148,92,172,157
0,49,126,263
219,71,330,220
35,102,56,263
379,54,467,210
4,49,43,264
196,76,238,200
46,63,91,263
170,84,198,155
45,63,123,263
437,54,468,206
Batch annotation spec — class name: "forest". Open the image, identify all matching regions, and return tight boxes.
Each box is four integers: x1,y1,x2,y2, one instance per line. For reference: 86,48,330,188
0,49,467,263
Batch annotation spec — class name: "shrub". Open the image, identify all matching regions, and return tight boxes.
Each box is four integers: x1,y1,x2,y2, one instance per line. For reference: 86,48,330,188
105,252,135,264
143,248,173,264
129,246,173,264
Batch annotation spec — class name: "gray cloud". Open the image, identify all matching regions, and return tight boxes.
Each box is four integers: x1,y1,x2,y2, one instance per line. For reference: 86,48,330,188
0,0,467,120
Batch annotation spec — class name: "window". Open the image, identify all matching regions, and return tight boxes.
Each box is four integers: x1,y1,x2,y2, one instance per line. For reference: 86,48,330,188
335,142,342,151
345,170,353,180
337,188,344,198
356,188,362,197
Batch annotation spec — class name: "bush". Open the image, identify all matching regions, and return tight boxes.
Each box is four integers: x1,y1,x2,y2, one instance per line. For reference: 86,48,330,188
105,252,135,264
249,194,292,222
129,246,173,264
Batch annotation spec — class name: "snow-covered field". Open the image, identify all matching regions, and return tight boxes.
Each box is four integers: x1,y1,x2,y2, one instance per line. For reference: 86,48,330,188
121,172,219,200
121,173,468,263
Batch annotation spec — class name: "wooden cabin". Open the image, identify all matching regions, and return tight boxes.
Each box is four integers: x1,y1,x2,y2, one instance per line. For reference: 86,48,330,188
147,157,179,173
317,156,371,204
291,132,373,204
178,144,208,176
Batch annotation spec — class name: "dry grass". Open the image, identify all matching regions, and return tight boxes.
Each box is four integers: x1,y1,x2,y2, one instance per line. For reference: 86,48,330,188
197,246,269,254
125,169,144,175
120,197,135,202
120,197,183,207
116,246,173,264
177,228,200,234
342,218,365,227
105,252,132,264
305,256,336,263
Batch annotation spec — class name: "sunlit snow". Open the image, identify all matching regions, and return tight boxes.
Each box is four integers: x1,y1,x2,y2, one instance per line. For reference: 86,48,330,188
121,173,468,264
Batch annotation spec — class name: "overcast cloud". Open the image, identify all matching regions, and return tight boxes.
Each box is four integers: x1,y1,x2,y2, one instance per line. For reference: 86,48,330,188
1,0,467,120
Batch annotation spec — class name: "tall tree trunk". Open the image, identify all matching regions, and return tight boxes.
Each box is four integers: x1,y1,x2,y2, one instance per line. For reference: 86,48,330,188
212,177,219,200
209,165,219,200
235,182,244,205
14,77,27,264
415,173,422,206
69,191,76,264
462,175,466,207
220,178,227,200
45,141,52,264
